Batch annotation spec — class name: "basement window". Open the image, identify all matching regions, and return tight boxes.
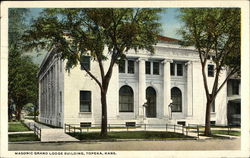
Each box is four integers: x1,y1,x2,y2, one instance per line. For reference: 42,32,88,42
80,122,91,127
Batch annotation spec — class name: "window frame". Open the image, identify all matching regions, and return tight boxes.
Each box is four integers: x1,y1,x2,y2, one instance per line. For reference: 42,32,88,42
208,64,214,77
119,59,126,73
145,61,151,74
170,63,175,76
153,62,160,75
171,87,182,112
127,60,135,74
232,80,240,95
211,100,215,113
176,63,183,76
79,90,91,112
80,56,91,71
119,85,134,112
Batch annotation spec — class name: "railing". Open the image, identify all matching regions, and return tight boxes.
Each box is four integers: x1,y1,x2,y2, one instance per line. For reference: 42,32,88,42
187,124,236,136
64,123,199,138
27,122,41,139
34,124,41,139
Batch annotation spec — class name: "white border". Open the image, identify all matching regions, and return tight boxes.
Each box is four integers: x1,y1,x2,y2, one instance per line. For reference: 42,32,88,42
1,1,249,158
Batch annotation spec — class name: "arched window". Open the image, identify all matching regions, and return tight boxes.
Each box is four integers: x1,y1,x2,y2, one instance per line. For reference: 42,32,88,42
171,87,182,112
119,85,134,112
146,87,157,117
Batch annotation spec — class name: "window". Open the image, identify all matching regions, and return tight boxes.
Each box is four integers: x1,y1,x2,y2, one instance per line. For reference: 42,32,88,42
208,64,214,77
170,63,175,76
127,60,134,74
80,122,91,127
232,80,239,95
119,85,134,112
177,121,186,126
171,87,182,112
80,91,91,112
210,121,216,126
153,62,160,75
177,64,183,76
145,61,151,74
211,101,215,112
126,122,136,127
119,60,125,73
59,91,62,112
80,56,90,70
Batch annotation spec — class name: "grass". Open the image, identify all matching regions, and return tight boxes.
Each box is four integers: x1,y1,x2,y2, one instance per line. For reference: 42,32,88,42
8,121,31,132
73,126,141,130
68,131,194,140
212,130,241,136
9,133,39,142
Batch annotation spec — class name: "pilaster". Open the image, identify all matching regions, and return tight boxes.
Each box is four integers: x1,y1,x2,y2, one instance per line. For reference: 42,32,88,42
137,58,146,119
162,59,172,118
186,61,193,117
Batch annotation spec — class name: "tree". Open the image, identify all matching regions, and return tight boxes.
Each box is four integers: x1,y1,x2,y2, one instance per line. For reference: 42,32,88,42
23,8,162,136
8,8,39,121
179,8,240,135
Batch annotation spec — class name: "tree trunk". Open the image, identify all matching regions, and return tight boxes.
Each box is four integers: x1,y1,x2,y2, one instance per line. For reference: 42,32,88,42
204,101,212,136
100,90,108,136
16,106,22,121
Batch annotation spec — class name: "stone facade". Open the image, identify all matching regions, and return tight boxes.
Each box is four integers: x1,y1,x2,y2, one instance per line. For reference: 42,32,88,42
38,36,240,127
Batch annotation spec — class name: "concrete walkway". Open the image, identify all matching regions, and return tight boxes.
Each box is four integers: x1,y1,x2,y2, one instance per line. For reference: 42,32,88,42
22,119,79,142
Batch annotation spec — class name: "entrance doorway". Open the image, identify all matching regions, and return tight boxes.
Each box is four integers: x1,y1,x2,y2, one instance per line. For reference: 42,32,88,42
146,87,156,118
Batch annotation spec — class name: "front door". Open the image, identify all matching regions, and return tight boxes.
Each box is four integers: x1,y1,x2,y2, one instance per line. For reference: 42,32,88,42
146,87,156,118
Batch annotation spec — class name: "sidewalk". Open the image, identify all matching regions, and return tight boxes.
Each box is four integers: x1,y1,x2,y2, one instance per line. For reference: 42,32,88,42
22,119,79,142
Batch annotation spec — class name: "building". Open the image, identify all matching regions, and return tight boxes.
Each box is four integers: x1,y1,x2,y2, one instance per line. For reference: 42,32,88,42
38,36,241,127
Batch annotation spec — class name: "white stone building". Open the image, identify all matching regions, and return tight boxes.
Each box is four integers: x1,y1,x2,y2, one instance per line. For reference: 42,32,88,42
38,36,240,127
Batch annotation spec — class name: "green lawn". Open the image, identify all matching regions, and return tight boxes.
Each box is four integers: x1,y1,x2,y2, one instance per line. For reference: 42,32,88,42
9,133,39,142
68,131,194,140
212,130,241,136
8,122,31,132
72,126,141,130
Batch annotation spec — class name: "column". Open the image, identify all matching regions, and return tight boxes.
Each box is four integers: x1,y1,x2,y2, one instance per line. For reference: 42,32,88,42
162,59,172,118
138,58,146,119
186,61,193,117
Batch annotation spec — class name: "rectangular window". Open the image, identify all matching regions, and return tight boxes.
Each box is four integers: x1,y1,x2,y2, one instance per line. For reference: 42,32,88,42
59,91,62,112
211,101,215,112
145,61,151,74
126,122,136,127
208,64,214,77
127,60,134,74
153,62,159,75
80,56,90,70
177,121,186,126
177,64,183,76
80,122,91,127
232,80,239,95
170,63,175,76
80,91,91,112
119,60,125,73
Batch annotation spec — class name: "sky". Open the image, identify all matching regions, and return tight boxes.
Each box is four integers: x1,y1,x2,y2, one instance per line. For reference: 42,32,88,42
27,8,183,65
29,8,183,39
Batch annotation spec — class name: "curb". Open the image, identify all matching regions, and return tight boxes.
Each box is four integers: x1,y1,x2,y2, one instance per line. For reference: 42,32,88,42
9,138,198,144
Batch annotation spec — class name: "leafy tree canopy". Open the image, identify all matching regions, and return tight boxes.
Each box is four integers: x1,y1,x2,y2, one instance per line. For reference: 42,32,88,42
179,8,240,136
23,8,163,72
179,8,240,73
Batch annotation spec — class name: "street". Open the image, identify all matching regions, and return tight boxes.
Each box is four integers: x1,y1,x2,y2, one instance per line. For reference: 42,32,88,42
9,138,240,151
